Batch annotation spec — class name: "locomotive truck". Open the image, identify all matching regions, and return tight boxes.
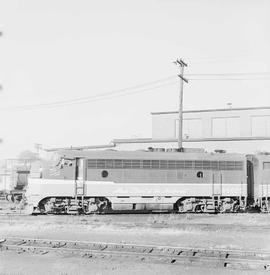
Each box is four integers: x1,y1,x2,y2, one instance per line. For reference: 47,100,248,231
25,148,270,214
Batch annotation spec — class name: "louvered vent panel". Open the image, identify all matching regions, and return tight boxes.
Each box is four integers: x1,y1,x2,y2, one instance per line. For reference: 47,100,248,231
87,159,244,170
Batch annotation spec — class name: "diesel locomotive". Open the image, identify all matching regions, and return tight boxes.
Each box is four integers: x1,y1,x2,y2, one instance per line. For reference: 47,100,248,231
25,148,270,214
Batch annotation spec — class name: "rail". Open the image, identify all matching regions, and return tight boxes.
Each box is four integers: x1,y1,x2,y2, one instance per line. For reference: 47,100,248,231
1,237,270,271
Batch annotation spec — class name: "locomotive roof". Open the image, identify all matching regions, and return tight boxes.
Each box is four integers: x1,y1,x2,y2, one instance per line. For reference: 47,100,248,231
58,150,245,161
248,153,270,161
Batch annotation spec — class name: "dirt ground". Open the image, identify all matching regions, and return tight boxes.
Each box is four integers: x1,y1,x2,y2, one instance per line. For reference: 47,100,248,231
1,200,270,274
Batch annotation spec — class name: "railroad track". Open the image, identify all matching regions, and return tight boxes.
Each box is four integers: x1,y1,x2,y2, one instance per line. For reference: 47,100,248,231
1,237,270,271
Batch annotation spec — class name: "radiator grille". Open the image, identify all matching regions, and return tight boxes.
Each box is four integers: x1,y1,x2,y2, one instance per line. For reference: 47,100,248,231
87,159,243,171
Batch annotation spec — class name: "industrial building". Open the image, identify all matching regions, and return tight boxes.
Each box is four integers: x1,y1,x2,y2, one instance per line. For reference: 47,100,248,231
45,106,270,154
113,106,270,153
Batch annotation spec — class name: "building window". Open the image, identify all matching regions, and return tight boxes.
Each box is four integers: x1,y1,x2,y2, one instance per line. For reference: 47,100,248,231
251,116,270,137
227,117,241,137
263,162,270,170
175,118,202,139
212,117,240,137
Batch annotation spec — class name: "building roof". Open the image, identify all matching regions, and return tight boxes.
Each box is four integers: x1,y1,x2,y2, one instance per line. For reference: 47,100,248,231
151,106,270,115
45,144,115,152
113,136,270,144
45,136,270,152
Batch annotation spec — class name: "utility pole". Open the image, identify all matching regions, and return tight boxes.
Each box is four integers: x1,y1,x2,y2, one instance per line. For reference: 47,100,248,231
34,143,42,158
0,31,2,92
0,31,2,144
174,59,188,151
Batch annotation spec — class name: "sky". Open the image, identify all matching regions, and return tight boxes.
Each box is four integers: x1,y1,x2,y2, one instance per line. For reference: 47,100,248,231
0,0,269,159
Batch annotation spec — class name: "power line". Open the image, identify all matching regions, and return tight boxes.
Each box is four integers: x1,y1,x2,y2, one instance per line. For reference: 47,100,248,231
4,80,177,111
186,72,270,76
13,75,176,109
189,78,270,80
1,72,270,111
187,55,268,64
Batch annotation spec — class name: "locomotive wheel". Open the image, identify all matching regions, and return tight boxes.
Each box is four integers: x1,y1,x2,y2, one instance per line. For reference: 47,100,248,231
219,204,225,213
86,197,110,214
6,194,13,202
233,204,240,213
176,201,185,213
194,205,202,213
194,204,205,213
200,204,206,213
